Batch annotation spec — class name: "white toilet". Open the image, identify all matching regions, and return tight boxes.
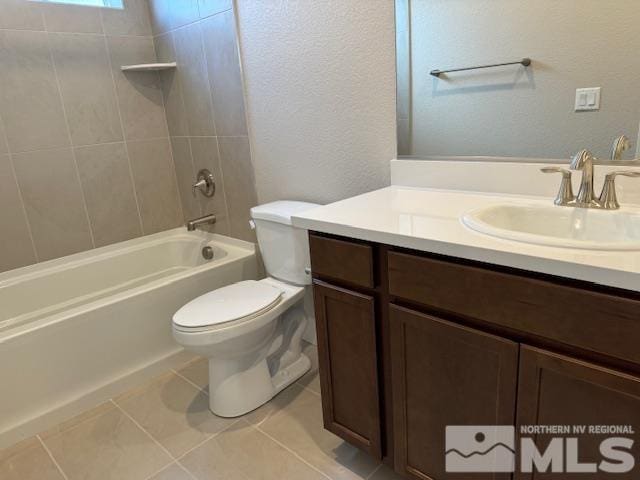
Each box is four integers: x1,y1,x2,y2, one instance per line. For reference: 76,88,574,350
172,201,319,417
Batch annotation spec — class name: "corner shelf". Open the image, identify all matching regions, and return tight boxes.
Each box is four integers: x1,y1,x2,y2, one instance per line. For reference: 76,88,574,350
120,62,177,72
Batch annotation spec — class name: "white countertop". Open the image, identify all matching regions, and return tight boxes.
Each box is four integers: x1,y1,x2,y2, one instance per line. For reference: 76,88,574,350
292,186,640,292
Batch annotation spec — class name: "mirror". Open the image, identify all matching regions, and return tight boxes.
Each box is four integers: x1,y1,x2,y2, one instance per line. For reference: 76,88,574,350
396,0,640,161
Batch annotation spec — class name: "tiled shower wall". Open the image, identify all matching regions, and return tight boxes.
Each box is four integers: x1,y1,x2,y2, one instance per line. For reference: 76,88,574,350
148,0,258,243
0,0,181,273
0,0,258,274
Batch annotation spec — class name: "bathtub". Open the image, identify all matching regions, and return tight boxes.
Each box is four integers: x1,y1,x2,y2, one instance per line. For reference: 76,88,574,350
0,229,257,448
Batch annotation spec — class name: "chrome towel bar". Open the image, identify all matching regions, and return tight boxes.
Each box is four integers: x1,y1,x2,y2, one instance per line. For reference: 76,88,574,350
430,58,531,77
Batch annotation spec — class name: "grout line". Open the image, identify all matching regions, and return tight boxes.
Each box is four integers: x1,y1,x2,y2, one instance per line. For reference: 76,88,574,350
171,368,209,395
174,418,243,462
110,400,178,462
43,20,97,249
37,435,69,480
101,23,146,236
152,34,185,225
142,460,180,480
365,463,384,480
7,136,174,156
185,137,203,217
0,26,153,39
0,116,39,263
252,423,334,480
150,8,233,38
194,10,233,231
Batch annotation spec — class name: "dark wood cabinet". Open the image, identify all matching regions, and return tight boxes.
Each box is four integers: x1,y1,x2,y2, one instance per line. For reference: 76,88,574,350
390,304,518,480
309,232,640,479
313,280,382,458
516,346,640,480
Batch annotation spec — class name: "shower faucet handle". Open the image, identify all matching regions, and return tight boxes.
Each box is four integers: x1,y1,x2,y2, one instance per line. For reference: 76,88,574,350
541,167,575,206
192,169,215,198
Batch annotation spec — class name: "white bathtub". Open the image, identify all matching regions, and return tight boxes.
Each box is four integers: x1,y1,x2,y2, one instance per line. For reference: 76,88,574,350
0,229,257,448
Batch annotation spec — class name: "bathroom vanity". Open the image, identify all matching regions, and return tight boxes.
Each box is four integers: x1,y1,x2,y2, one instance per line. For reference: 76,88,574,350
293,179,640,480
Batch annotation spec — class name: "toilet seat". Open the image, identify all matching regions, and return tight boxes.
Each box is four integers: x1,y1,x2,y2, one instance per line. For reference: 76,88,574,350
173,280,283,332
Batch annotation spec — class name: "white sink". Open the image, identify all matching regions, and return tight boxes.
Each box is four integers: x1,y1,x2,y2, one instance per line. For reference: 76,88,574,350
462,204,640,250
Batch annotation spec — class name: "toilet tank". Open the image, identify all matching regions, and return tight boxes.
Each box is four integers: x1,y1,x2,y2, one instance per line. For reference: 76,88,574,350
250,201,320,286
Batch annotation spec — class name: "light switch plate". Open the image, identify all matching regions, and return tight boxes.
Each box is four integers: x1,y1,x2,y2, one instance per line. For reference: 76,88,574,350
575,87,601,111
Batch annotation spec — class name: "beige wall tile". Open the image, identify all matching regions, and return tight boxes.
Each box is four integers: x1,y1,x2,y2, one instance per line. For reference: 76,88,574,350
49,33,123,146
149,0,201,34
12,148,93,262
201,10,248,136
0,30,69,153
148,0,171,35
168,0,200,31
115,372,234,457
0,436,64,480
42,406,172,480
128,138,183,234
148,463,192,480
0,0,44,31
42,3,103,34
198,0,232,19
189,136,231,235
107,35,169,140
170,136,200,219
155,33,189,137
173,23,216,136
101,0,152,36
180,420,328,480
75,143,142,247
217,136,257,241
0,154,37,273
0,118,8,155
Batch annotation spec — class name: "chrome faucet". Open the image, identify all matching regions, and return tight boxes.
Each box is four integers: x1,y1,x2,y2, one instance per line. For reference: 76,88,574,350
186,214,216,231
569,149,599,207
542,149,640,210
610,135,631,161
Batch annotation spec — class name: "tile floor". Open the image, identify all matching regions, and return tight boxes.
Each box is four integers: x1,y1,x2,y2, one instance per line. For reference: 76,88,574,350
0,343,402,480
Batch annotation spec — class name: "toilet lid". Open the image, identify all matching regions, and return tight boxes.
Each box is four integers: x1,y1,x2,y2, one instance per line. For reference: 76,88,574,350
173,280,283,329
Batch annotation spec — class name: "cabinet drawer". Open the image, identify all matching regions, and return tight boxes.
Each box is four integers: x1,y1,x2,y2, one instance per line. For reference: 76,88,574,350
309,234,374,288
388,251,640,366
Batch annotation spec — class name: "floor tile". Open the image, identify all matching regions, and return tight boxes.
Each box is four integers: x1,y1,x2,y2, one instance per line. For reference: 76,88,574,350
176,358,208,391
369,465,405,480
148,462,193,480
253,384,380,480
42,406,172,480
297,341,321,394
40,401,116,440
180,420,327,480
115,372,234,457
0,437,64,480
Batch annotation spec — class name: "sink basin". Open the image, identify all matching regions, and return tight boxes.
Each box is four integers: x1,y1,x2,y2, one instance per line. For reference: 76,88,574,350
462,204,640,250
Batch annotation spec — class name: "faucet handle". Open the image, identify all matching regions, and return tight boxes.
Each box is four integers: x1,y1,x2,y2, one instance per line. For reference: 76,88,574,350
541,167,575,206
599,170,640,210
191,169,215,198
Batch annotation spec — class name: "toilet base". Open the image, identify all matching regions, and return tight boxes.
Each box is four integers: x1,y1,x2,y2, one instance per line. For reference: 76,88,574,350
208,353,311,417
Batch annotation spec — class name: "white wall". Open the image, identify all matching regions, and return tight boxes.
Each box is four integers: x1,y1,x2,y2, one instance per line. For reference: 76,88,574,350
234,0,397,205
410,0,640,160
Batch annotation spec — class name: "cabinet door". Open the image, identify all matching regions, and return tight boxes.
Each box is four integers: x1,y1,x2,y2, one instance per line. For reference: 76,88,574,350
313,280,382,458
516,346,640,480
390,304,518,480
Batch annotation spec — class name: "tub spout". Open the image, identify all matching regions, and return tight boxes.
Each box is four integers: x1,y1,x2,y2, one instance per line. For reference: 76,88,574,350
186,214,216,231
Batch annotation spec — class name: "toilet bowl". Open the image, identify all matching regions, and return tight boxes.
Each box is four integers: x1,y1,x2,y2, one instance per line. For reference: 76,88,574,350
172,201,319,417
